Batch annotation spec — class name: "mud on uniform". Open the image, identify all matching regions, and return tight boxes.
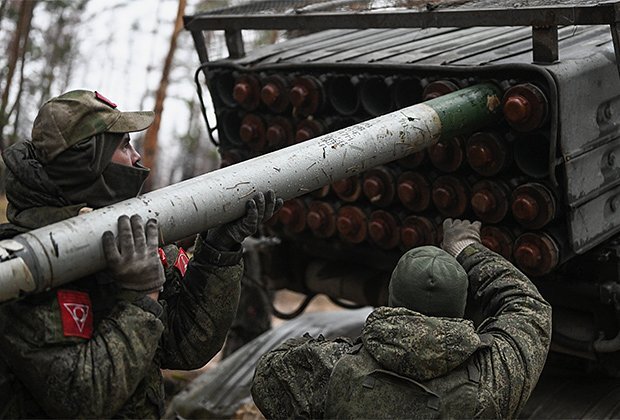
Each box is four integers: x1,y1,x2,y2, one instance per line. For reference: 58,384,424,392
251,243,552,419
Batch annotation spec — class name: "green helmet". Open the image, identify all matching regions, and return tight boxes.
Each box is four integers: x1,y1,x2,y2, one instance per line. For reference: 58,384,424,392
388,246,468,318
31,90,154,163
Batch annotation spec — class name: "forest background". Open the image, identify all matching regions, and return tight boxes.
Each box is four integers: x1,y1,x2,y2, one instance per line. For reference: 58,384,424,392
0,0,280,192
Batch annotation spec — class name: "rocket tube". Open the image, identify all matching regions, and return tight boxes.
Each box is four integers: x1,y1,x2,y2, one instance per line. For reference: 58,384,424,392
0,83,502,302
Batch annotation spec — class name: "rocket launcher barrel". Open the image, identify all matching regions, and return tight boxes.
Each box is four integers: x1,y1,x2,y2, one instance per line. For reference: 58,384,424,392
0,83,502,303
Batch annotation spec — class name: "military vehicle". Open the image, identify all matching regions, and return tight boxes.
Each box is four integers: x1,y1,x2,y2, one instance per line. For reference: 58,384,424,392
165,0,620,418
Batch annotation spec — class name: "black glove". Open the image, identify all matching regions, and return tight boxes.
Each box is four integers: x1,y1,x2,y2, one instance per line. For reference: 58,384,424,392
206,190,283,250
441,218,481,257
102,215,165,293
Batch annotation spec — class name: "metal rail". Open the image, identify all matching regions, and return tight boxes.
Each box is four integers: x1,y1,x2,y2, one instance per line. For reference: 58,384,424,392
185,5,617,30
184,1,620,70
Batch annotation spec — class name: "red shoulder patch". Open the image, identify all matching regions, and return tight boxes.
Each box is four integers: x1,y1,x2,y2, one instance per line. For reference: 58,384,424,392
158,247,169,268
174,248,190,277
57,290,93,339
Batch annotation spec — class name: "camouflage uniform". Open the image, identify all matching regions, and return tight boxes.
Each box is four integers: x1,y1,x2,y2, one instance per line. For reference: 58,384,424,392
0,216,243,418
0,136,244,418
251,243,551,419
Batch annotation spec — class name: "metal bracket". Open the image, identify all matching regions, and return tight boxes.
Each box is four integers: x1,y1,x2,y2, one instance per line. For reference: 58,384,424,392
225,29,245,58
532,26,559,64
612,3,620,82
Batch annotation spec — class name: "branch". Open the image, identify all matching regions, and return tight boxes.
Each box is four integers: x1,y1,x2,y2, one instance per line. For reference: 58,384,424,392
142,0,187,191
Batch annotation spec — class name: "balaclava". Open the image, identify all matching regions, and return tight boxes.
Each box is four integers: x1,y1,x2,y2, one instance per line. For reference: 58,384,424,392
30,90,154,207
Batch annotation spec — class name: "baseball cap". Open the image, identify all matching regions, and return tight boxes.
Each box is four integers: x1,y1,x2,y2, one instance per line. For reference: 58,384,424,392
388,245,468,318
31,90,154,163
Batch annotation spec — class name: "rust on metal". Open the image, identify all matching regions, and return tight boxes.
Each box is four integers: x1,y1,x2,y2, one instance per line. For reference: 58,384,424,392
429,137,464,172
337,205,367,244
513,231,559,276
466,131,510,176
278,199,307,233
397,171,432,212
362,166,396,207
422,80,459,101
432,175,469,217
332,176,362,202
502,83,548,132
481,225,514,259
233,74,261,110
239,114,266,150
471,179,510,223
307,201,337,238
368,210,400,250
511,182,557,229
400,215,438,249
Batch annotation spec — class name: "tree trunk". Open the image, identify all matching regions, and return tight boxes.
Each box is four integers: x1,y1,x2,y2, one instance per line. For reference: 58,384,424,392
9,40,29,143
37,8,66,109
0,0,35,150
0,0,8,28
142,0,186,191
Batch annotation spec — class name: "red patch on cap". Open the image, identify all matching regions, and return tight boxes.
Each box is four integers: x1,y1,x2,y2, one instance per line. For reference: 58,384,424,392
174,248,190,277
94,91,117,108
57,290,93,339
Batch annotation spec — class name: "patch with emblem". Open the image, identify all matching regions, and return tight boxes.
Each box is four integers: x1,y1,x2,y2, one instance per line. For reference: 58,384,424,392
57,290,93,339
174,248,190,277
158,247,169,268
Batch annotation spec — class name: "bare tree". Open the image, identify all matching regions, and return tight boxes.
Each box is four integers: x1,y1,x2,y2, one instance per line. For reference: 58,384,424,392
37,1,88,108
8,37,28,140
142,0,187,191
0,0,36,149
0,0,8,28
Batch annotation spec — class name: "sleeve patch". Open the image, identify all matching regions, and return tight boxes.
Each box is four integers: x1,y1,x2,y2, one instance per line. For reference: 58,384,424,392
57,289,93,339
158,247,169,268
174,248,190,277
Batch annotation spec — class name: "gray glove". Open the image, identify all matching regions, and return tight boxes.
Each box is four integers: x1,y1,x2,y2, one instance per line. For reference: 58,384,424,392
206,190,283,251
102,215,165,293
441,218,481,257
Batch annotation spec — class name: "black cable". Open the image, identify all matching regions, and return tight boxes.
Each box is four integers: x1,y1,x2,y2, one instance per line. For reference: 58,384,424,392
271,293,317,320
328,296,365,309
194,63,219,147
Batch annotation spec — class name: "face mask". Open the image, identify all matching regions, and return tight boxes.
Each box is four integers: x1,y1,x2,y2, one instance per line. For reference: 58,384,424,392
45,133,150,208
95,162,150,207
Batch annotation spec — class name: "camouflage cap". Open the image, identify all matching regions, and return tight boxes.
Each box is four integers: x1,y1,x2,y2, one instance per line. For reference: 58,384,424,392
388,245,468,318
31,90,154,163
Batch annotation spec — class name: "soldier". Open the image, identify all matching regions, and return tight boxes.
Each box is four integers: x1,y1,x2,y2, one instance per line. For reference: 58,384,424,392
0,90,282,418
251,218,552,419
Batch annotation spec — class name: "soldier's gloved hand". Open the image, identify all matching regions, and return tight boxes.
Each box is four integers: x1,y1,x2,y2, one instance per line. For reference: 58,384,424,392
441,218,481,257
102,215,165,293
206,190,283,251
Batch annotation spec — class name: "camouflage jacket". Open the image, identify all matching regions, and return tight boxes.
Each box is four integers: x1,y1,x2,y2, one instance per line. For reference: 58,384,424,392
252,243,551,419
0,221,244,419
